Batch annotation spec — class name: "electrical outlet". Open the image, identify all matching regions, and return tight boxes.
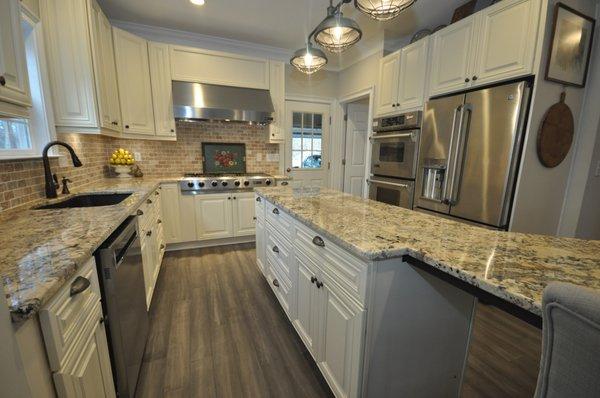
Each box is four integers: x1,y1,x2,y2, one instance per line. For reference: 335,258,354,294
595,160,600,177
134,152,142,161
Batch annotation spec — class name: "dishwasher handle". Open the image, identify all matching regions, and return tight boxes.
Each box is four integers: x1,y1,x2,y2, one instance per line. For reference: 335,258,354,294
115,231,138,267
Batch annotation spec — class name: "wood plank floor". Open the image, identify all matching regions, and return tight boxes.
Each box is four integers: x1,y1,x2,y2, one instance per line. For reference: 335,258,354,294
135,244,541,398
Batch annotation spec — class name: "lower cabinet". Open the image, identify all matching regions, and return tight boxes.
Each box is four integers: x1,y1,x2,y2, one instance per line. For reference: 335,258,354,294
256,217,266,273
139,188,166,309
194,192,256,241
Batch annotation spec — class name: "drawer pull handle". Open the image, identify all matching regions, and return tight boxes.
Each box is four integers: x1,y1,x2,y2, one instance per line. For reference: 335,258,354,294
312,236,325,247
272,208,279,215
281,181,289,186
137,209,144,216
310,276,317,284
147,199,153,204
272,279,280,287
70,276,91,297
155,191,159,196
272,246,279,253
256,197,262,202
160,244,165,250
316,281,323,289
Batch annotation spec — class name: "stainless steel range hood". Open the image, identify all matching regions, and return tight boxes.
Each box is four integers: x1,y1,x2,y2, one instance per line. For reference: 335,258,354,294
172,81,274,124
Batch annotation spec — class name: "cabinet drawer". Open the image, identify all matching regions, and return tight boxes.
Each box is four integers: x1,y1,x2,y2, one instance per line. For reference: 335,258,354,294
295,223,368,306
266,201,294,241
39,258,101,371
255,195,265,220
266,256,291,316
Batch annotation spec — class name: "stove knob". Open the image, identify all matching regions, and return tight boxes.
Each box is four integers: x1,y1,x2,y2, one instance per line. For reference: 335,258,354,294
198,182,205,188
265,179,272,186
222,181,228,187
244,181,250,186
211,180,218,187
187,182,194,188
234,180,241,187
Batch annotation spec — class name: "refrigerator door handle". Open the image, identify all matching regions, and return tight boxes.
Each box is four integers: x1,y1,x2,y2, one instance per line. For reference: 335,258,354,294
448,104,473,205
442,105,463,204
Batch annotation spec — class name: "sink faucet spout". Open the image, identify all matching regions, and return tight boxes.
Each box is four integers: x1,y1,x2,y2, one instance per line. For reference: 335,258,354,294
42,141,83,199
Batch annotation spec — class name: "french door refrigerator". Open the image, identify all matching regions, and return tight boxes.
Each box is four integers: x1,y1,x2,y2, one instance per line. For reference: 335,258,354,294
415,81,531,229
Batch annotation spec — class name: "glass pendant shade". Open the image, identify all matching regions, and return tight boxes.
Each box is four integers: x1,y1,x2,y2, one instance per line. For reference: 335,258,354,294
290,45,328,75
314,13,362,53
354,0,417,21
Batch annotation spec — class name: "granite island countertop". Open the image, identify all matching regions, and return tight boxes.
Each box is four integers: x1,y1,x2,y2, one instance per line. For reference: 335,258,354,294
255,186,600,316
0,177,182,322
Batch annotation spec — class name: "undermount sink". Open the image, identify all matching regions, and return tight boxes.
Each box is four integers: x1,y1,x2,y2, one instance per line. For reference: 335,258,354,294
35,193,133,210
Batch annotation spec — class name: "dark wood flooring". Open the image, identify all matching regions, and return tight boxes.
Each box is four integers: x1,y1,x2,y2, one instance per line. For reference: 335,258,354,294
135,244,542,398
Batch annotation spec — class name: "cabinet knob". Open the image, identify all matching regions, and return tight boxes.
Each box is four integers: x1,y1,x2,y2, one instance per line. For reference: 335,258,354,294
256,197,262,202
146,230,152,236
125,125,130,129
392,104,396,107
316,281,323,289
310,276,317,284
170,129,175,133
157,219,162,224
272,245,279,253
472,75,478,81
465,78,470,83
272,279,280,288
233,196,236,200
253,216,257,220
272,208,280,215
147,199,152,204
312,236,325,247
228,197,231,200
160,244,165,250
155,191,159,196
70,276,91,297
0,75,5,86
137,209,144,216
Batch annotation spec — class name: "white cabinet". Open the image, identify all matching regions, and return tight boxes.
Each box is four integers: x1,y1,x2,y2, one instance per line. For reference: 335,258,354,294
268,60,285,143
160,183,182,244
233,192,257,237
170,45,270,89
429,0,540,97
294,251,322,358
113,27,156,136
375,38,429,116
375,52,400,116
179,193,198,243
149,42,176,138
88,0,121,133
0,0,31,108
194,193,234,240
139,188,165,309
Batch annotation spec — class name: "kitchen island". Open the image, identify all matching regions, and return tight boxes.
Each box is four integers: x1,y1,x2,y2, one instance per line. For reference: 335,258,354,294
254,186,600,397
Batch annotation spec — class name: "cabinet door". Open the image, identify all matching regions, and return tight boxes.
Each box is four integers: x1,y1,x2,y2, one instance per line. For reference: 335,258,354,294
294,253,321,359
113,27,156,135
179,193,197,242
375,52,400,116
149,42,176,137
140,233,156,308
471,0,540,86
160,183,182,244
268,60,285,143
53,319,116,398
88,0,121,132
428,17,476,97
194,193,233,240
319,281,365,398
256,218,266,274
233,192,256,237
0,0,31,107
41,0,98,128
397,38,429,111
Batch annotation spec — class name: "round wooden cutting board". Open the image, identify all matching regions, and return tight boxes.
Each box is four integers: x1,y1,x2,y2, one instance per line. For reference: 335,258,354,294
537,92,574,168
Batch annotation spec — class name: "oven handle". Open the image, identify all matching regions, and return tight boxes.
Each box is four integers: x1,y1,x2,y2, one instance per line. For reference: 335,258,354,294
370,132,415,140
368,179,411,189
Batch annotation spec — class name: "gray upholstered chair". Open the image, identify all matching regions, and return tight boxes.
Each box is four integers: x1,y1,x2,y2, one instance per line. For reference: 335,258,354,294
535,282,600,398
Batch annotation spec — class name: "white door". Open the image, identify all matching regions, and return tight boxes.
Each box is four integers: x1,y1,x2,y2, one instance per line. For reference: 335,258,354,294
0,0,31,107
397,37,429,110
194,193,233,240
148,42,176,137
285,101,331,188
160,184,182,244
294,254,321,358
113,27,155,135
255,218,266,274
318,282,365,398
471,0,540,86
375,52,400,116
88,0,121,132
428,17,477,97
232,192,256,237
343,102,369,198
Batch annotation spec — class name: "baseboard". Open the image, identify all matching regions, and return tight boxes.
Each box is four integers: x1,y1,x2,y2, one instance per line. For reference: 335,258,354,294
165,235,256,252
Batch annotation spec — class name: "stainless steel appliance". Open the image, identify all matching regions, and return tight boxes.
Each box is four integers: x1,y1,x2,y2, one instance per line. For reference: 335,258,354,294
415,81,531,229
180,173,276,195
368,111,421,209
95,216,149,398
172,81,274,124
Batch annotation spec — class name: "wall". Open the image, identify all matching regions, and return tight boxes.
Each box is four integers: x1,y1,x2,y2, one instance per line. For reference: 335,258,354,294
510,0,598,235
285,65,338,99
337,52,381,99
576,124,600,239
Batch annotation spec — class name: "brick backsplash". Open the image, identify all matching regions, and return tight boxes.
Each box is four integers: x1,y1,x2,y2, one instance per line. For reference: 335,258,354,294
0,121,280,212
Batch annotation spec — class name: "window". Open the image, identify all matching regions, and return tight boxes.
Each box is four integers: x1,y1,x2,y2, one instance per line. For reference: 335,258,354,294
0,118,31,150
291,112,323,169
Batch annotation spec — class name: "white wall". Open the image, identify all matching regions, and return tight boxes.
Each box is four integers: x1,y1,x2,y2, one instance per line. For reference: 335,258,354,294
576,125,600,239
337,52,381,99
510,0,599,235
284,65,339,99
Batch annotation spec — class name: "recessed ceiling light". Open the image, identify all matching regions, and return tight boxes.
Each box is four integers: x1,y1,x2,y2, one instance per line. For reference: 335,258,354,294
190,0,205,6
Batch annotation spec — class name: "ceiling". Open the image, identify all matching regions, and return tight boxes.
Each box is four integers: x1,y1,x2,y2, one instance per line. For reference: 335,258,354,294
98,0,465,67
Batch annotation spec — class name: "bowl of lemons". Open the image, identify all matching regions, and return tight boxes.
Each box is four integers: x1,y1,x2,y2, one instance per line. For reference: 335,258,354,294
109,148,135,178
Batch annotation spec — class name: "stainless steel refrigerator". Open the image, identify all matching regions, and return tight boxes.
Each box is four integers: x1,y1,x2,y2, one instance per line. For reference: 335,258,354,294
415,81,531,229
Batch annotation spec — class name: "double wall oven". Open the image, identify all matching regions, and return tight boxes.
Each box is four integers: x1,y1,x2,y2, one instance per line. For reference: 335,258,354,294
368,111,421,209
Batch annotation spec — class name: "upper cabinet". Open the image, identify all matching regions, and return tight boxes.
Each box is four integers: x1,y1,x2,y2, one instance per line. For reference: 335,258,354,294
268,60,285,143
0,0,31,108
148,42,176,138
41,0,120,134
112,28,156,136
375,37,429,117
170,45,270,90
429,0,541,97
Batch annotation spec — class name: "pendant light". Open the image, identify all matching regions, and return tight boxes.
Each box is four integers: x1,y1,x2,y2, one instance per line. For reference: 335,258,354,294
354,0,417,21
314,1,362,53
290,43,328,75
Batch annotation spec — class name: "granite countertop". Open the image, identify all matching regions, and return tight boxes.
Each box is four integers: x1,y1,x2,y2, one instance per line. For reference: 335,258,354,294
0,178,178,322
255,186,600,316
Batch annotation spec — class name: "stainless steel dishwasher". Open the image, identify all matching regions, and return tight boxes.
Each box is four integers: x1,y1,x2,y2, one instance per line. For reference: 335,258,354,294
96,215,149,398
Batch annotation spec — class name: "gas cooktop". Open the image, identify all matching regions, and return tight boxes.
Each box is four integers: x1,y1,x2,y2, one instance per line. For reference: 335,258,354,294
180,172,275,194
